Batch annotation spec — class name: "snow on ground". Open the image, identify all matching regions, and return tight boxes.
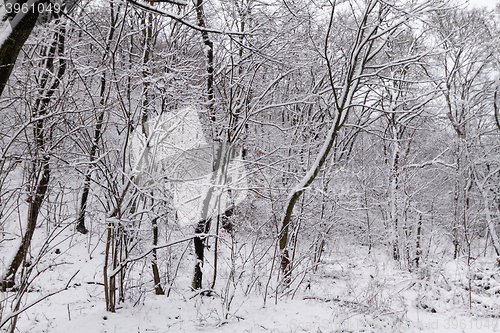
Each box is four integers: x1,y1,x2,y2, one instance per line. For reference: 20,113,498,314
2,226,500,333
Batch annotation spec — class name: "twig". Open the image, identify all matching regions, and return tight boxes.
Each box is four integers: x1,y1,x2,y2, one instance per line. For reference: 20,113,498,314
109,234,214,278
0,270,79,329
189,289,221,299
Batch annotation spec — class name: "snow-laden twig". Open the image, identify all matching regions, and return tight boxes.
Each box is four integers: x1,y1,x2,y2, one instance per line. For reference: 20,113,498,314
403,148,456,170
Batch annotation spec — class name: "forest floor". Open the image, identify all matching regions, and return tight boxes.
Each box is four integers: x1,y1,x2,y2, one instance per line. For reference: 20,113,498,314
2,226,500,333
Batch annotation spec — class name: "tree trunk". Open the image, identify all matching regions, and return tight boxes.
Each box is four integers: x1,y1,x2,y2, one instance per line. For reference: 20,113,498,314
191,0,216,291
389,122,400,261
2,17,66,289
0,1,40,96
77,0,118,234
192,219,210,290
152,218,164,295
476,174,500,256
415,214,422,268
2,160,49,290
195,0,214,119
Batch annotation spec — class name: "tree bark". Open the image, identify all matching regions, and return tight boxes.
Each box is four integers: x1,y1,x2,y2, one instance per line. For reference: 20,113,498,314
192,219,210,290
0,1,40,96
152,218,164,295
191,0,216,291
415,214,422,268
195,0,214,118
389,121,400,261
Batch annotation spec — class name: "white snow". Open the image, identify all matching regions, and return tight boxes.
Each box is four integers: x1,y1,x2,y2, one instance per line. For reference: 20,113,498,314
3,227,500,333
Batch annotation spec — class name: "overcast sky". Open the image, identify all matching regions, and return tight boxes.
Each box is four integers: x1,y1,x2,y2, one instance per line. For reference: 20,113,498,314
468,0,498,9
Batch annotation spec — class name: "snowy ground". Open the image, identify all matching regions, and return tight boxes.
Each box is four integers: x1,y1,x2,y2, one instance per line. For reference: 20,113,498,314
2,225,500,333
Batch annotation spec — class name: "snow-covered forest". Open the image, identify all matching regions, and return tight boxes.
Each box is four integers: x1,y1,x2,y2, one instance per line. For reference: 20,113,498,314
1,0,500,332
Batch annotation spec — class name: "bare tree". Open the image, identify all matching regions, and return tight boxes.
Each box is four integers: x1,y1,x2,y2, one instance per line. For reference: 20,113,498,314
429,6,495,260
278,0,440,282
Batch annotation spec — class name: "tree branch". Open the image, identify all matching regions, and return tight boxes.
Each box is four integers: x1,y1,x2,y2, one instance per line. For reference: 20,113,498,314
125,0,246,35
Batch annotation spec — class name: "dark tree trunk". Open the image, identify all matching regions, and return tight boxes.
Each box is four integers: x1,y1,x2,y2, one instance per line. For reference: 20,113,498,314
0,3,40,96
191,0,215,291
77,0,118,234
415,214,422,268
2,17,66,290
192,218,210,290
2,160,49,290
152,218,164,295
